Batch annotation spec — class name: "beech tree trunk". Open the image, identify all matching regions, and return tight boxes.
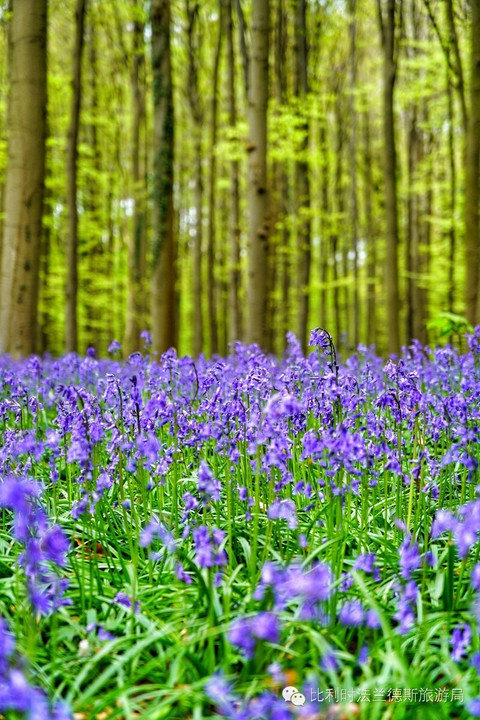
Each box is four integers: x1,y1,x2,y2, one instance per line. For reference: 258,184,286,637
151,0,176,354
363,110,377,348
246,0,270,347
0,0,48,357
65,0,87,354
377,0,401,355
348,0,359,347
225,0,242,346
186,0,204,356
295,0,311,352
466,0,480,324
274,0,290,351
126,0,148,355
207,3,223,356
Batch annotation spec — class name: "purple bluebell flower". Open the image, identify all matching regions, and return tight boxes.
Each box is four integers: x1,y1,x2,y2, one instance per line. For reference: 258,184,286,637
354,553,376,574
309,327,331,350
268,499,297,529
339,600,364,626
229,618,256,659
250,612,279,644
470,652,480,675
450,623,471,662
365,609,381,629
108,340,121,354
472,565,480,592
175,562,192,584
192,525,227,569
321,651,339,671
197,460,221,503
113,591,140,614
431,509,457,539
399,537,420,579
467,699,480,717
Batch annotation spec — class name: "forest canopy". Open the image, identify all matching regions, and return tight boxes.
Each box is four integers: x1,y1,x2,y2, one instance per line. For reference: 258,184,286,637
0,0,479,359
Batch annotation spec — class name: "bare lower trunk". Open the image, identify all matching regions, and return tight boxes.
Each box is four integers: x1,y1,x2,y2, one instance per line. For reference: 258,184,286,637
207,3,223,355
0,0,47,357
126,1,148,355
246,0,270,347
348,0,359,348
466,0,480,324
363,111,377,348
295,0,311,352
151,0,176,354
66,0,87,354
377,0,401,354
186,1,204,356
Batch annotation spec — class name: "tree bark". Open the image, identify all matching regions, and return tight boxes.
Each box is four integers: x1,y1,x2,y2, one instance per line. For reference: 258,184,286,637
246,0,270,347
0,0,48,357
207,3,223,356
348,0,359,348
225,0,242,347
294,0,311,352
186,0,204,356
466,0,480,324
125,0,148,355
151,0,176,354
65,0,87,354
363,110,377,348
377,0,401,354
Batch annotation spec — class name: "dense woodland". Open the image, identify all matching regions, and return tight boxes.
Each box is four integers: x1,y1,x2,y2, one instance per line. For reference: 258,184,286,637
0,0,479,359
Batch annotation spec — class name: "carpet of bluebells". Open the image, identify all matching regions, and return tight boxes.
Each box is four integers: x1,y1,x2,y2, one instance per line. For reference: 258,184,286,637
2,328,480,719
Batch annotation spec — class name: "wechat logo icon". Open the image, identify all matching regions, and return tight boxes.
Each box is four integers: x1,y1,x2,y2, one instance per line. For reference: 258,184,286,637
282,686,306,706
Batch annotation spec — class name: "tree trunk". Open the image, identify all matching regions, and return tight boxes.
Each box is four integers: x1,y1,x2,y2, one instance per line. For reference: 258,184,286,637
225,0,242,347
466,0,480,324
406,105,417,344
65,0,87,354
446,69,456,315
207,3,223,356
274,0,290,351
151,0,176,354
186,0,204,356
319,117,330,335
246,0,270,347
295,0,311,352
125,0,148,355
363,110,377,348
377,0,401,354
348,0,359,348
0,0,48,357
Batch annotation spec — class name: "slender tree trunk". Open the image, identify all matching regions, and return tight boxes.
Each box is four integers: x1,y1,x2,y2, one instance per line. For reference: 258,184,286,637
446,70,456,314
295,0,311,352
363,110,377,348
348,0,359,348
85,12,104,352
377,0,401,354
466,0,480,324
126,0,148,355
332,101,343,348
234,0,249,99
0,0,47,357
319,117,330,333
207,3,223,355
186,0,204,356
274,0,290,351
414,107,431,346
65,0,87,354
246,0,270,347
406,105,417,344
225,0,242,346
151,0,176,354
